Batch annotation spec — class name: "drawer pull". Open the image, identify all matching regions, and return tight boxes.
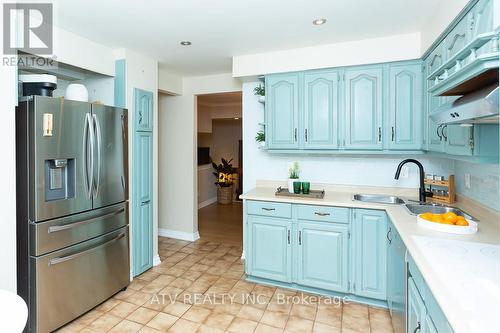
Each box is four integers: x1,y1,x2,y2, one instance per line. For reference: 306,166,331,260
262,207,276,211
48,207,125,233
49,233,126,266
314,212,330,216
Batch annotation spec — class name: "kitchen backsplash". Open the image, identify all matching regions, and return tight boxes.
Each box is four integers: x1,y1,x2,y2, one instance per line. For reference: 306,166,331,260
455,161,500,212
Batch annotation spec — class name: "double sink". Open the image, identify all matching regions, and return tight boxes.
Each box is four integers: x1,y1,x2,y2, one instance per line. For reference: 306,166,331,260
353,194,477,221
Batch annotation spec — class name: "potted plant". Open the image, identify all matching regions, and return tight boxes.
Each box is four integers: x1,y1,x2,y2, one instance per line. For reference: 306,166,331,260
255,131,265,147
212,157,235,204
254,84,265,103
288,162,300,193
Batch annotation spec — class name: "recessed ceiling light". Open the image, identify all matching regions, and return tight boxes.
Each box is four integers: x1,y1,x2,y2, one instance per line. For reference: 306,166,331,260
180,41,192,46
312,18,327,25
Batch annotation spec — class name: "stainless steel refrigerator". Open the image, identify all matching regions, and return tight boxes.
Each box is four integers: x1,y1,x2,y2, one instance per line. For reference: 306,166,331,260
16,96,130,333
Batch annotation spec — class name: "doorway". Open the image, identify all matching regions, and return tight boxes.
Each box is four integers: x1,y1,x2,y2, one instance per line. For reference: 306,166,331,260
196,92,243,246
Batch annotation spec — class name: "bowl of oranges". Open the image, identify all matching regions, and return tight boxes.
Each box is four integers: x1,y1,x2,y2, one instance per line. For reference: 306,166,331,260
417,211,478,234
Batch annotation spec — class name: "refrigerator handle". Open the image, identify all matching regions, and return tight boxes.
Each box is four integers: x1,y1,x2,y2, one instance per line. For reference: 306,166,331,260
83,114,94,199
92,114,102,198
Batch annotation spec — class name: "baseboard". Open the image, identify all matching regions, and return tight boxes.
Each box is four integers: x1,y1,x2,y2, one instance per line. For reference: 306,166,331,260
158,228,200,242
198,197,217,209
241,251,245,260
153,254,161,266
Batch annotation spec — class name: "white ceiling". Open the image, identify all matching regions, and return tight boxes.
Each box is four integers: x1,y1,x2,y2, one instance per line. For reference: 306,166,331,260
55,0,439,76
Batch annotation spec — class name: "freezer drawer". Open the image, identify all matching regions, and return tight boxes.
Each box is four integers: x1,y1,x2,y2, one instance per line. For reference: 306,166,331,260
31,227,130,333
30,202,128,256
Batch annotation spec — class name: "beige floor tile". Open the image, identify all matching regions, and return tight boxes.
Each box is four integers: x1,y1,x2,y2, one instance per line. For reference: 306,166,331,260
203,312,235,330
109,301,140,318
267,300,293,314
114,289,137,300
77,328,100,333
127,291,155,306
127,307,159,325
146,312,179,331
312,322,341,333
237,305,264,322
129,279,149,291
227,317,258,333
285,316,314,333
138,326,162,333
211,302,243,316
73,309,104,326
55,321,87,333
182,306,212,323
342,313,370,332
108,319,143,333
96,298,121,312
315,308,342,328
254,323,284,333
197,324,225,333
87,313,122,332
260,310,289,329
290,304,317,320
170,277,194,289
163,302,192,317
168,318,201,333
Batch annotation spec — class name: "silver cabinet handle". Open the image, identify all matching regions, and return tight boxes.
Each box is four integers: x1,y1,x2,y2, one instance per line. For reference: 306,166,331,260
314,212,330,216
436,124,443,140
287,230,291,244
378,127,382,142
298,231,302,245
92,114,102,198
49,232,126,266
139,110,143,124
142,200,151,205
262,207,275,211
48,208,125,233
305,129,308,142
386,227,392,244
441,125,448,141
294,128,298,142
391,126,395,141
413,323,421,333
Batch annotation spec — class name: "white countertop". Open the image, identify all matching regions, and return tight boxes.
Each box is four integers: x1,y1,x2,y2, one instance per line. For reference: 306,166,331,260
240,184,500,333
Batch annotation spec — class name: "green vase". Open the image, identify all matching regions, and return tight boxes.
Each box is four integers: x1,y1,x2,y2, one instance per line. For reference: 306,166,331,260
302,182,310,194
293,181,302,194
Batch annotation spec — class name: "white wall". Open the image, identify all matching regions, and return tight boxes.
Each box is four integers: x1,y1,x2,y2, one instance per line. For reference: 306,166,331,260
212,119,242,169
233,33,421,77
242,82,454,192
158,68,183,95
198,165,217,208
158,73,242,239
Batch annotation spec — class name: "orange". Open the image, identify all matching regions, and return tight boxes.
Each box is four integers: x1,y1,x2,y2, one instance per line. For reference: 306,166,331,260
430,215,445,224
455,219,469,227
420,213,433,221
442,212,458,224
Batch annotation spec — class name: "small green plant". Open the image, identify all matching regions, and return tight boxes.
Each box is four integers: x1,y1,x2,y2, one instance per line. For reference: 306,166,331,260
253,84,265,96
288,162,300,179
212,158,234,187
255,131,265,143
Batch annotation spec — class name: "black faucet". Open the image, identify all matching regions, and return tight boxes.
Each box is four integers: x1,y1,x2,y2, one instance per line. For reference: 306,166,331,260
394,159,433,202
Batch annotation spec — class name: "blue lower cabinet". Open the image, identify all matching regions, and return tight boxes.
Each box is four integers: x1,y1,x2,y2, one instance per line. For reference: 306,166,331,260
408,278,425,333
246,215,292,283
296,222,348,292
422,313,439,333
444,125,473,156
387,221,406,332
352,209,387,300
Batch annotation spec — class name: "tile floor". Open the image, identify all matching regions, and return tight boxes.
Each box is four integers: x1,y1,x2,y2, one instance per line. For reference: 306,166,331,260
57,237,394,333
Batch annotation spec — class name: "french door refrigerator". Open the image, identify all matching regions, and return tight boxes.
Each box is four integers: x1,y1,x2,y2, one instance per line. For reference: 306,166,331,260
16,96,130,333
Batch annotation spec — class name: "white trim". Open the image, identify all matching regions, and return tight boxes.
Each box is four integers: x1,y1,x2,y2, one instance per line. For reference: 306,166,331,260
130,270,134,281
153,254,161,266
241,251,245,260
198,197,217,209
158,228,200,242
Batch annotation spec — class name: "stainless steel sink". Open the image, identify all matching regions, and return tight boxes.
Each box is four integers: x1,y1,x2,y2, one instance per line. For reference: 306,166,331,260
353,194,406,205
403,203,478,221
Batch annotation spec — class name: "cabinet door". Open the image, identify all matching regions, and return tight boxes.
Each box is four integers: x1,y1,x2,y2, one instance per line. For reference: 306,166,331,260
296,222,348,292
422,313,438,333
134,88,153,132
471,0,494,38
266,73,300,149
444,125,473,156
303,71,339,149
388,64,422,150
246,216,292,282
344,68,383,150
133,131,153,276
444,16,470,60
427,118,445,152
352,209,387,300
408,278,425,333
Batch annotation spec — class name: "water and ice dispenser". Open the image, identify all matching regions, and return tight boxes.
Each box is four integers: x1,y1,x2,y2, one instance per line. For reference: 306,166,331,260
44,158,75,201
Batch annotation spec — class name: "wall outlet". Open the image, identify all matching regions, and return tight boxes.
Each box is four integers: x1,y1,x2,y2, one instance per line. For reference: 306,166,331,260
400,166,409,179
464,173,471,189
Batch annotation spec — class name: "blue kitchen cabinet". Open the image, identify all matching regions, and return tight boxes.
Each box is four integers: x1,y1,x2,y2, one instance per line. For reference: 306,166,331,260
470,0,494,39
344,68,383,150
303,70,339,149
427,119,445,152
246,215,292,283
134,88,153,132
408,277,425,333
352,209,387,300
296,221,348,292
387,221,407,333
133,131,153,276
388,63,423,150
266,73,300,149
444,125,474,156
422,313,439,333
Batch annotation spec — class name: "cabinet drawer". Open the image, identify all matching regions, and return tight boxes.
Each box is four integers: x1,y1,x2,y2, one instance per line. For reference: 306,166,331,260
247,201,292,218
297,205,349,223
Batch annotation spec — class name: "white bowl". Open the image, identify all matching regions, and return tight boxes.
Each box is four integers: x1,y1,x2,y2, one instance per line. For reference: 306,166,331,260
65,83,88,102
417,214,478,235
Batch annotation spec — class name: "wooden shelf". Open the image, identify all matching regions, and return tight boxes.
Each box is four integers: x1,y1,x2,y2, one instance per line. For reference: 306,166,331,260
425,175,455,204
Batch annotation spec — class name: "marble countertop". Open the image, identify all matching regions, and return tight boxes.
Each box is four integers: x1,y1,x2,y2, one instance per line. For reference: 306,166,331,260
240,183,500,333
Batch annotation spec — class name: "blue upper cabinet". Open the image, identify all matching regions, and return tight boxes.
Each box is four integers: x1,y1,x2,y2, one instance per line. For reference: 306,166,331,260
303,70,339,149
388,63,423,150
444,125,474,156
344,68,383,150
296,221,348,292
352,209,387,300
134,88,153,132
266,73,300,149
470,0,494,38
444,14,471,60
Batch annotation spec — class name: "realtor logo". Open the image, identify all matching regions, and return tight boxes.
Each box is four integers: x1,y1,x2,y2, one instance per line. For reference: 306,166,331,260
3,3,53,55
